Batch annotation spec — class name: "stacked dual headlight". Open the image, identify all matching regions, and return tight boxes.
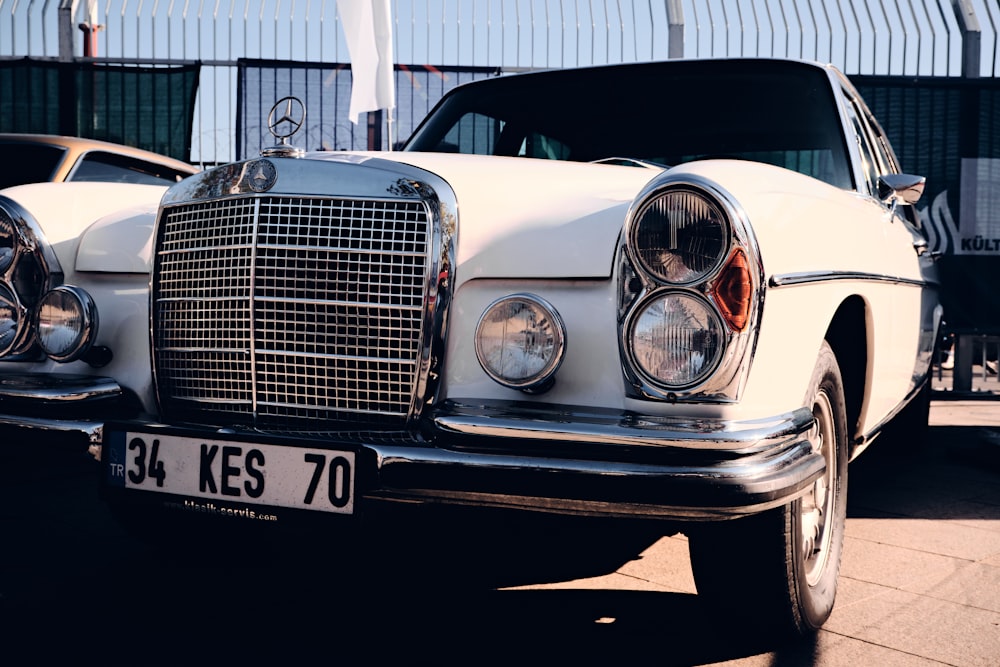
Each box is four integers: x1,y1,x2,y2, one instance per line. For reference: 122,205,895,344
622,176,759,397
0,198,97,363
628,189,728,388
0,206,33,358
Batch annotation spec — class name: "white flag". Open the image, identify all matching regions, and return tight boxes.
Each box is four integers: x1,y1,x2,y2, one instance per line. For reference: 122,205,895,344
337,0,396,125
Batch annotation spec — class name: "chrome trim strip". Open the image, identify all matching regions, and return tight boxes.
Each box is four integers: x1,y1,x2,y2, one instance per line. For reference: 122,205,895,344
769,270,931,288
0,414,104,445
366,487,801,520
433,400,814,452
0,372,122,402
248,197,261,421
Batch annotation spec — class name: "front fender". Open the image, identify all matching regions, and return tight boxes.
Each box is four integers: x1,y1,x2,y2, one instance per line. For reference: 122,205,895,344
0,181,166,276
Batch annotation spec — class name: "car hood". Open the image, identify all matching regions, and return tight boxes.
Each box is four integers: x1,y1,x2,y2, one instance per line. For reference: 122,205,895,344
340,152,661,280
0,181,168,275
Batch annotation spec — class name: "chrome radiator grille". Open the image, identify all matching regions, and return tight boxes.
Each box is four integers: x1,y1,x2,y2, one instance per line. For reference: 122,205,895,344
152,195,430,430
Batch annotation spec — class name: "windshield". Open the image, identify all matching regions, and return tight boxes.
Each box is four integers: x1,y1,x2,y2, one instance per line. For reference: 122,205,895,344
0,142,65,187
68,150,193,185
405,60,853,190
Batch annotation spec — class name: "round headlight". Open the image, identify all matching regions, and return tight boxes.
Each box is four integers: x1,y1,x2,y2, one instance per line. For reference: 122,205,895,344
629,292,724,389
475,294,566,392
0,209,16,274
632,188,728,284
0,283,25,356
36,285,98,362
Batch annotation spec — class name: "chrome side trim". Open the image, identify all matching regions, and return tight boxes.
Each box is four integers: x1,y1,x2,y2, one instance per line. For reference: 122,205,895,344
769,270,931,288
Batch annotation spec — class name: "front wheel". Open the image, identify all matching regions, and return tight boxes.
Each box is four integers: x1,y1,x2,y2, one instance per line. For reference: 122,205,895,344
688,340,849,637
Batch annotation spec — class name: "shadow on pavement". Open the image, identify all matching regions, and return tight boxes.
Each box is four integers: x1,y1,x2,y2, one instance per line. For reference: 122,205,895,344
3,422,998,665
2,534,817,667
849,424,1000,521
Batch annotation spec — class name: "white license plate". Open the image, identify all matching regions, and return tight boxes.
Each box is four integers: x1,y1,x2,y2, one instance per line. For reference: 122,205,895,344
107,432,355,514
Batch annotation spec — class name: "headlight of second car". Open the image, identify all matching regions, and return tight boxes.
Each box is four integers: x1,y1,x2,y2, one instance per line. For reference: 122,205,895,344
0,283,26,355
36,286,98,363
0,207,17,274
0,194,68,360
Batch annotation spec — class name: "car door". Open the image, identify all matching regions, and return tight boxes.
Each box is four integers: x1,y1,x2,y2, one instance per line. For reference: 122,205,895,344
843,89,940,431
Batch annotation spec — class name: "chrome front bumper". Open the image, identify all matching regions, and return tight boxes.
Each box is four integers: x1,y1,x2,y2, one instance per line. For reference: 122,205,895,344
1,373,822,521
369,400,823,519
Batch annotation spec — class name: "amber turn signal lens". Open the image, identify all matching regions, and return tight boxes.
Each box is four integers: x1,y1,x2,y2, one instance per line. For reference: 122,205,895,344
712,248,752,332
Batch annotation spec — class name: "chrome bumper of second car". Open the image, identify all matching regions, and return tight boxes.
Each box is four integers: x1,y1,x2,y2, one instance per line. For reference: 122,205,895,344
0,372,122,403
0,372,125,444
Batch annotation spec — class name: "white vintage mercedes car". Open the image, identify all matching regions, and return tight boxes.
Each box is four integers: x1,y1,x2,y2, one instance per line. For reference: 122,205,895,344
0,58,939,637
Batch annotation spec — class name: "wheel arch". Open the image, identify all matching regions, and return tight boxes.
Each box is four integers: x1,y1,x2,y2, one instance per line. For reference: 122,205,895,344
823,295,869,460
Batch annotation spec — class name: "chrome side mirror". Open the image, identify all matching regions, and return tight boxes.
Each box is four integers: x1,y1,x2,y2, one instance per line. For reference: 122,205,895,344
878,173,926,205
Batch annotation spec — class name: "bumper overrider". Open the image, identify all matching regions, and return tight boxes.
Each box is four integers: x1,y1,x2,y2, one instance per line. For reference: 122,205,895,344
2,372,823,521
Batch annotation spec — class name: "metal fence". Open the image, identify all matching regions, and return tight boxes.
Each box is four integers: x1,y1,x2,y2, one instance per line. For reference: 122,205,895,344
3,0,1000,390
2,0,999,164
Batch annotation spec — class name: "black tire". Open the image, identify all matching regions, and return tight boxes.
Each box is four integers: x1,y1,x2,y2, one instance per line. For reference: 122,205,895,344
688,340,848,637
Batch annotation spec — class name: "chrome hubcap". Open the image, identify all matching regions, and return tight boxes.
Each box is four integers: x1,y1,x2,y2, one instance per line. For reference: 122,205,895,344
802,390,835,587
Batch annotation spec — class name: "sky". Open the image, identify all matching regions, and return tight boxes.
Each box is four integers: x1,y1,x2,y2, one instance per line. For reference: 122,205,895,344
1,0,998,163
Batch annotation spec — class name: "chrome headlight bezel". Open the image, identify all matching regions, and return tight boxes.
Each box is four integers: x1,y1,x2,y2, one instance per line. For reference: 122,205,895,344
0,207,17,274
619,173,764,402
0,282,30,357
0,195,66,360
626,290,726,390
475,293,567,393
628,186,731,285
35,285,99,363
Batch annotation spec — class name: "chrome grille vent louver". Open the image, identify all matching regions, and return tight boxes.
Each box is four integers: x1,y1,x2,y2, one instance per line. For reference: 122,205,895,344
151,170,444,432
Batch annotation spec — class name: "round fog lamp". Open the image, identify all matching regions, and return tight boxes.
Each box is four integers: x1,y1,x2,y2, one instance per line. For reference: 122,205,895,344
36,285,98,362
475,294,566,392
629,292,723,388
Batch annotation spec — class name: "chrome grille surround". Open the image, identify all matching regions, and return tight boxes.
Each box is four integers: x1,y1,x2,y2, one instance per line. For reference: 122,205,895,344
151,156,456,432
